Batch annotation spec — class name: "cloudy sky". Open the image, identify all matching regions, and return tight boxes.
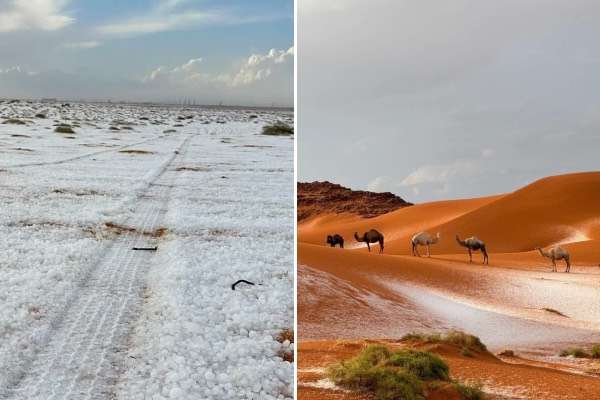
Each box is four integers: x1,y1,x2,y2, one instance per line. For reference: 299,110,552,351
0,0,293,106
299,0,600,202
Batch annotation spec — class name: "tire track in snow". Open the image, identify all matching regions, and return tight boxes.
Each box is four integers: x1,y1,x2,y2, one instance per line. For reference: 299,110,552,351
0,133,194,400
0,134,165,169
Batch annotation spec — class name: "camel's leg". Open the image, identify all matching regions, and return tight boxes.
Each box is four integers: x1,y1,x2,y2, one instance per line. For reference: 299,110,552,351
415,244,421,257
340,240,344,249
379,238,384,254
565,257,570,273
552,258,556,272
366,242,371,252
412,243,416,256
482,247,489,264
468,248,472,263
427,244,432,257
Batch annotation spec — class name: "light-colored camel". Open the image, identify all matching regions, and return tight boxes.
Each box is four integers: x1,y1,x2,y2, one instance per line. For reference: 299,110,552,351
455,235,488,264
536,246,571,272
411,231,440,257
354,229,384,253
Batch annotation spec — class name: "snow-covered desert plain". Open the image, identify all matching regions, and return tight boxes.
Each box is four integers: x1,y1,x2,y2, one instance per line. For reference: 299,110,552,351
0,100,294,399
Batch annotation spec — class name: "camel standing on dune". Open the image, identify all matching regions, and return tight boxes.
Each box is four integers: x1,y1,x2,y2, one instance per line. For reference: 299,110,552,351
455,235,489,264
536,246,571,272
354,229,384,253
326,234,344,248
411,231,440,257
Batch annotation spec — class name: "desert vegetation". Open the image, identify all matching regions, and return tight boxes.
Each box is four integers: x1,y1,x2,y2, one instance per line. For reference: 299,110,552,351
262,121,293,136
560,345,600,359
402,331,487,355
54,125,75,134
3,118,27,125
327,343,484,400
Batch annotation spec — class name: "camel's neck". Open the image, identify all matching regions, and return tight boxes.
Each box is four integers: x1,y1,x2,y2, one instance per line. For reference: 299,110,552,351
455,237,466,247
537,248,550,258
354,233,364,242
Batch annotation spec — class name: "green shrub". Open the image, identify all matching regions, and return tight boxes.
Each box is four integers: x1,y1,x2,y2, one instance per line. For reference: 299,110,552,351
262,122,293,136
402,331,487,353
461,347,474,357
388,349,449,381
445,331,487,352
328,360,423,400
560,348,589,358
360,344,392,365
401,332,438,342
3,118,26,125
55,126,75,134
326,344,455,400
454,381,485,400
591,345,600,359
372,369,423,400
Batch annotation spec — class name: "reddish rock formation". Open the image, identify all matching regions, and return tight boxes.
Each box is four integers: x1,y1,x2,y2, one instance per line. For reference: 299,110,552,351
297,181,412,221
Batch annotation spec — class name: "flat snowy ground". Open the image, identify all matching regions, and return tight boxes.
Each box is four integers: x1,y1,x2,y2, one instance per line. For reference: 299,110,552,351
0,101,294,399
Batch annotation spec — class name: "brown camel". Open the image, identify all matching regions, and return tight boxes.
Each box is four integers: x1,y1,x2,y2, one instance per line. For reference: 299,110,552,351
326,234,344,248
536,246,571,272
354,229,384,253
455,235,488,264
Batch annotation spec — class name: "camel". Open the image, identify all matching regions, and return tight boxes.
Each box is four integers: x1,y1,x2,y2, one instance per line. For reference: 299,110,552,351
354,229,384,253
455,235,488,264
411,231,440,257
536,246,571,272
326,234,344,248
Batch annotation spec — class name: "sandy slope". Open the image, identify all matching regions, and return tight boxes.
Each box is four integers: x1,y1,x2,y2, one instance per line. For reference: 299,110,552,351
298,172,600,398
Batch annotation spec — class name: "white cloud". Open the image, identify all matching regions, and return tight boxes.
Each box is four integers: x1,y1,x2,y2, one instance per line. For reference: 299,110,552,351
143,46,294,89
96,0,270,36
0,65,37,76
143,57,207,83
98,11,219,35
63,41,102,49
0,0,73,32
231,47,294,87
367,176,390,192
400,159,479,186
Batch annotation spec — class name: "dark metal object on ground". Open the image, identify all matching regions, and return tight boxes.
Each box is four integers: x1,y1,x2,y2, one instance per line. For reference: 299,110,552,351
231,279,255,290
132,246,158,251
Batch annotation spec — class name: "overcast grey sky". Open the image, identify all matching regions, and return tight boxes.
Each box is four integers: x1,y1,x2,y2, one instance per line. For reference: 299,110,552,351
298,0,600,203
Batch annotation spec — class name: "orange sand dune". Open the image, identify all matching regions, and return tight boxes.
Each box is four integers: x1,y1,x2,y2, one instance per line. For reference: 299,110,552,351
298,195,502,249
300,172,600,256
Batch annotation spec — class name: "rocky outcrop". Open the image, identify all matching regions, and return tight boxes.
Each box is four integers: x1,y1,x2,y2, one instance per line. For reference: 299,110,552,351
298,181,412,221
